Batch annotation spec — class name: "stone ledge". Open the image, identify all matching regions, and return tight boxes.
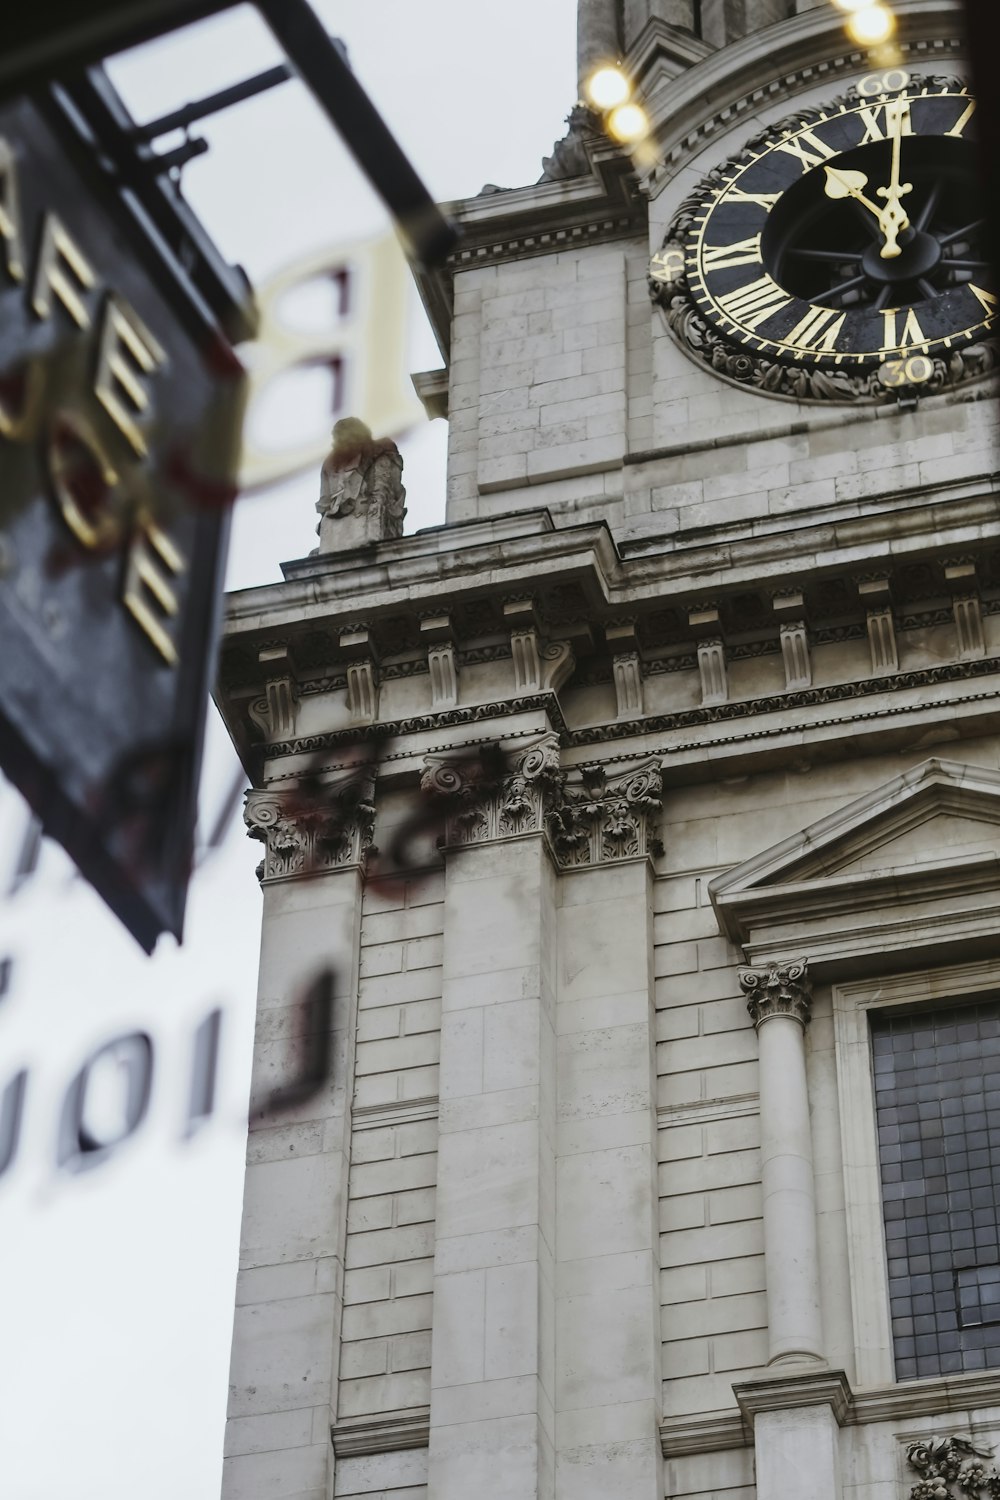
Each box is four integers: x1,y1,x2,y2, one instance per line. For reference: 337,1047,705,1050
331,1408,430,1457
352,1096,438,1131
657,1091,759,1129
660,1410,748,1456
853,1372,1000,1426
730,1367,1000,1442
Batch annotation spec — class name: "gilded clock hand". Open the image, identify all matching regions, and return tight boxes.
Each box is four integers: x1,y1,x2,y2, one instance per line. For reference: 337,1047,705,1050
823,164,886,227
874,98,913,259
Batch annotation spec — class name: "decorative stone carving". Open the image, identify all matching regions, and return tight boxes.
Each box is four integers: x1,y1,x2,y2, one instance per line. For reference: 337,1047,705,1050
739,960,812,1029
954,595,986,660
428,643,458,708
613,651,644,718
316,418,406,552
420,741,663,866
340,626,379,724
548,758,664,867
779,622,811,691
539,103,603,182
346,661,378,722
247,643,298,741
422,735,563,849
905,1435,1000,1499
697,638,728,706
245,768,376,881
511,628,542,692
510,627,575,695
866,607,898,674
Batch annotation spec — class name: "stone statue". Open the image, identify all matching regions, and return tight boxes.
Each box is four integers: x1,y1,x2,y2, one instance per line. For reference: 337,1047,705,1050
315,417,406,552
539,105,602,181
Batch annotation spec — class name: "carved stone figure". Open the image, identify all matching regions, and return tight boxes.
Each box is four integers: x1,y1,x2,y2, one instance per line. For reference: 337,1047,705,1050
315,417,406,552
539,104,602,181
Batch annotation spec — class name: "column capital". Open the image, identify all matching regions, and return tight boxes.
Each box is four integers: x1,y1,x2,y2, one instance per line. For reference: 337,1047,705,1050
739,959,812,1029
244,765,376,882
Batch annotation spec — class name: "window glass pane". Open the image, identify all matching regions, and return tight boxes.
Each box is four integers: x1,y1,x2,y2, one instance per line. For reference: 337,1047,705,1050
871,1001,1000,1380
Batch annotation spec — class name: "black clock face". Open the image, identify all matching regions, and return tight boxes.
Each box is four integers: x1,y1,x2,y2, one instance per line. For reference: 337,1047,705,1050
681,80,995,370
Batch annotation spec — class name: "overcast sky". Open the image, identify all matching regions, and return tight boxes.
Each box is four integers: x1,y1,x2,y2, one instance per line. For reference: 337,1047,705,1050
0,4,577,1496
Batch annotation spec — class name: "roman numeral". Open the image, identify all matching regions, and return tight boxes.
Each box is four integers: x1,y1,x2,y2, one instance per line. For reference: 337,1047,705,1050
857,100,913,144
882,307,928,349
969,284,997,316
717,274,792,331
702,235,762,271
776,128,837,174
785,304,846,354
726,187,781,211
947,99,977,138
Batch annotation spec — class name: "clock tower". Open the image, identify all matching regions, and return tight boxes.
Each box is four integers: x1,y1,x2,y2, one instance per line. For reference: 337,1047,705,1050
218,4,1000,1500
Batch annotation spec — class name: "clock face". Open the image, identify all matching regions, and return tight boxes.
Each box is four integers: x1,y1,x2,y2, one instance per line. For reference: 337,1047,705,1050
651,72,997,400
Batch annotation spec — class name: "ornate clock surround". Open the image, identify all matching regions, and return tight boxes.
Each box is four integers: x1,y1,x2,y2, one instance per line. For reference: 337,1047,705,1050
649,71,997,404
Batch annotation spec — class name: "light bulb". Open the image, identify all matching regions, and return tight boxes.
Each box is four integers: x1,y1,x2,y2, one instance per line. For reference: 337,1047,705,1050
844,4,896,45
586,65,630,110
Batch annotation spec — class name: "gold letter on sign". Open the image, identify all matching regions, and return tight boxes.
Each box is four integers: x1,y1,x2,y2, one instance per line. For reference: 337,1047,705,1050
46,410,122,550
238,230,424,490
0,137,25,282
94,294,167,458
31,214,96,329
123,523,186,666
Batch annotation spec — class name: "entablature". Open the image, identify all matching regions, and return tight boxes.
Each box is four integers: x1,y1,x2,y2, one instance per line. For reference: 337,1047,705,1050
217,493,1000,781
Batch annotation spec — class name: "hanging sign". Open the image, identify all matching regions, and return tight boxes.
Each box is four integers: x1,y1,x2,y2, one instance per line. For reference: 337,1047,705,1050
0,94,246,951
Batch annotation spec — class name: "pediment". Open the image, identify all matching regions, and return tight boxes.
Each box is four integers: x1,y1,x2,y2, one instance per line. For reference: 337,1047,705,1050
709,760,1000,971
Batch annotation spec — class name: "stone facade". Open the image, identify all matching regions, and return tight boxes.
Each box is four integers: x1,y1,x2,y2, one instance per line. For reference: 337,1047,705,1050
217,2,1000,1498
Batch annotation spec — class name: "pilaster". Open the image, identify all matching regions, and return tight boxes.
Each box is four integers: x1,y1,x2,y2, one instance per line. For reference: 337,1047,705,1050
426,737,560,1500
554,848,663,1499
222,775,375,1500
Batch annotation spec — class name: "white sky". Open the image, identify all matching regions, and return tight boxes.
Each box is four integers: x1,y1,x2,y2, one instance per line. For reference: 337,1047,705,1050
0,5,577,1496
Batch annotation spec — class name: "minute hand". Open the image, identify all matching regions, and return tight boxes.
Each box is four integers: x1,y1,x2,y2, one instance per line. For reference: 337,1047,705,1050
875,98,913,259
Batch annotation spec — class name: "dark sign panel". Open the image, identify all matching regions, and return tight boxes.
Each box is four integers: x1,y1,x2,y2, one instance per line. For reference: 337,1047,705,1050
0,89,247,951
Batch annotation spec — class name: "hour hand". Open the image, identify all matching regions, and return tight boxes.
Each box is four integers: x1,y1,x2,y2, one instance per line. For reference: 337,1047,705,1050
823,165,884,225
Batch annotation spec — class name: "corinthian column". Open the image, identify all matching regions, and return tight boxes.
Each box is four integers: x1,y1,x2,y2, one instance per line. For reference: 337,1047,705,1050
739,960,824,1367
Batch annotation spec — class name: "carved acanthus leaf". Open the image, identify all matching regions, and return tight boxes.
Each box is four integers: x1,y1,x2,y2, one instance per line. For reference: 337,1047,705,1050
739,960,812,1028
548,758,664,868
422,735,564,849
244,765,376,882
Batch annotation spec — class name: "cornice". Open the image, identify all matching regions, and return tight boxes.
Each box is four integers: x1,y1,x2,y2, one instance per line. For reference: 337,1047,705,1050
352,1096,438,1131
660,1410,747,1457
220,485,1000,647
662,1371,1000,1457
252,667,1000,775
562,658,1000,748
331,1409,429,1458
710,757,1000,905
853,1371,1000,1425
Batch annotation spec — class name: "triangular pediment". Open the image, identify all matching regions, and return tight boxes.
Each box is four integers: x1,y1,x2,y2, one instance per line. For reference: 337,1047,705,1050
710,760,1000,965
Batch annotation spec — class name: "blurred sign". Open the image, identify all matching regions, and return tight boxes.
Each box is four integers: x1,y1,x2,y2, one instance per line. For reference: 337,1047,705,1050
239,231,424,490
0,94,246,952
